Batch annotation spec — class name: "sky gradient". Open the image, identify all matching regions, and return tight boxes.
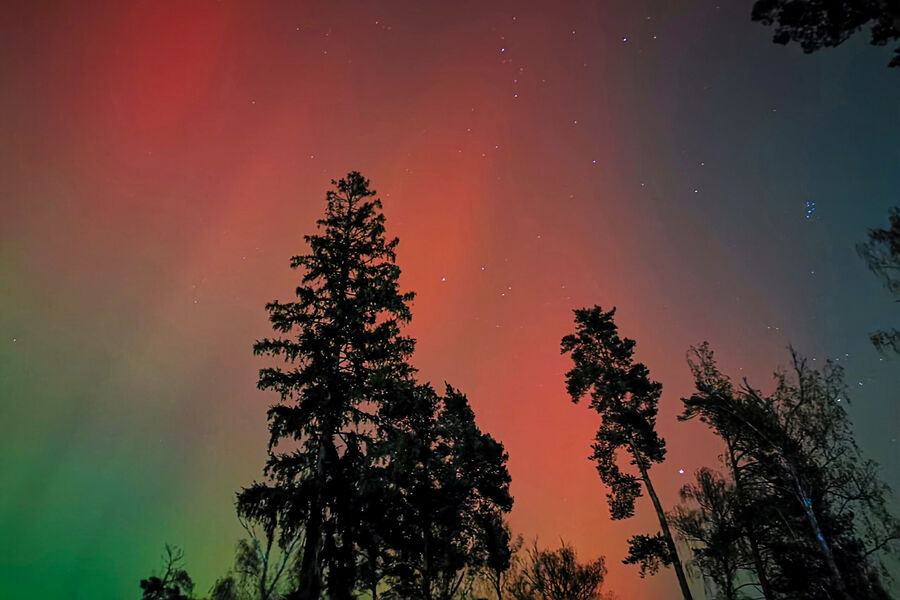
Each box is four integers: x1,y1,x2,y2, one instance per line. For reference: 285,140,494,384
2,2,899,598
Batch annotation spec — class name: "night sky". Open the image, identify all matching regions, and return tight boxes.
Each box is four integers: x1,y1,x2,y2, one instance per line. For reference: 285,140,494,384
1,2,898,598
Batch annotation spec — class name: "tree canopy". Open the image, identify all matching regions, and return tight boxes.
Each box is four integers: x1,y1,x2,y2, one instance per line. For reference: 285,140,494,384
752,0,900,67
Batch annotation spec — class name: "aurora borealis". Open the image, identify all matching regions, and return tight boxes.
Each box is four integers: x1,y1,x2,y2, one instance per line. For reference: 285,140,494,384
1,1,899,598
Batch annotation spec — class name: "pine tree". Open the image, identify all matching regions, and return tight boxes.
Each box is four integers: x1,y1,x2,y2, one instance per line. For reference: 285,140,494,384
238,172,417,599
560,306,694,600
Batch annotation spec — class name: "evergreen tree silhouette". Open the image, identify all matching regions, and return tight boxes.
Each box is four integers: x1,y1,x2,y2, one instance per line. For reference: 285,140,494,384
561,306,694,600
239,172,416,600
374,383,513,599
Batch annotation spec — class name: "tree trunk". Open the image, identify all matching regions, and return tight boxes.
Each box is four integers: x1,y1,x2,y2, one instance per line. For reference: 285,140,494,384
259,533,272,600
633,449,694,600
788,464,852,600
296,441,327,600
328,511,356,600
296,508,323,600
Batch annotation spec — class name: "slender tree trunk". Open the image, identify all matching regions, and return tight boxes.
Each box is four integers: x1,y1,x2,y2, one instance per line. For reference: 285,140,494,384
787,463,852,600
259,533,272,600
296,503,323,600
633,448,694,600
726,445,775,600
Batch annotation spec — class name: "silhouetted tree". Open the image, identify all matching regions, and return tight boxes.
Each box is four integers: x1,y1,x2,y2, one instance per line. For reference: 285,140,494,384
375,384,514,600
140,545,194,600
507,540,607,600
671,469,746,600
561,306,694,600
857,206,900,354
751,0,900,67
682,345,899,600
681,344,777,600
354,473,397,600
479,517,517,600
232,484,302,600
242,172,417,599
210,576,240,600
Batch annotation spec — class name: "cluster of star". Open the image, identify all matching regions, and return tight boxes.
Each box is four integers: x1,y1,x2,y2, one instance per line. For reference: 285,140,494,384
805,200,816,219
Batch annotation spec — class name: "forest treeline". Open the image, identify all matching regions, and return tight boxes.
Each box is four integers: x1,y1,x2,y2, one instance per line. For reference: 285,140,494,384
140,173,899,600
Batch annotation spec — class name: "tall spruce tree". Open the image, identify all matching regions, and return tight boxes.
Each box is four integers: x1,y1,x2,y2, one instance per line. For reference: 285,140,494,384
238,172,417,600
561,306,694,600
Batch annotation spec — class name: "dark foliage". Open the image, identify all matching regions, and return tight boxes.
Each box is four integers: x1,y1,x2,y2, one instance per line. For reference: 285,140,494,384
373,384,514,600
622,533,673,579
751,0,900,67
857,206,900,354
140,545,194,600
671,469,745,600
680,345,899,599
508,540,607,600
